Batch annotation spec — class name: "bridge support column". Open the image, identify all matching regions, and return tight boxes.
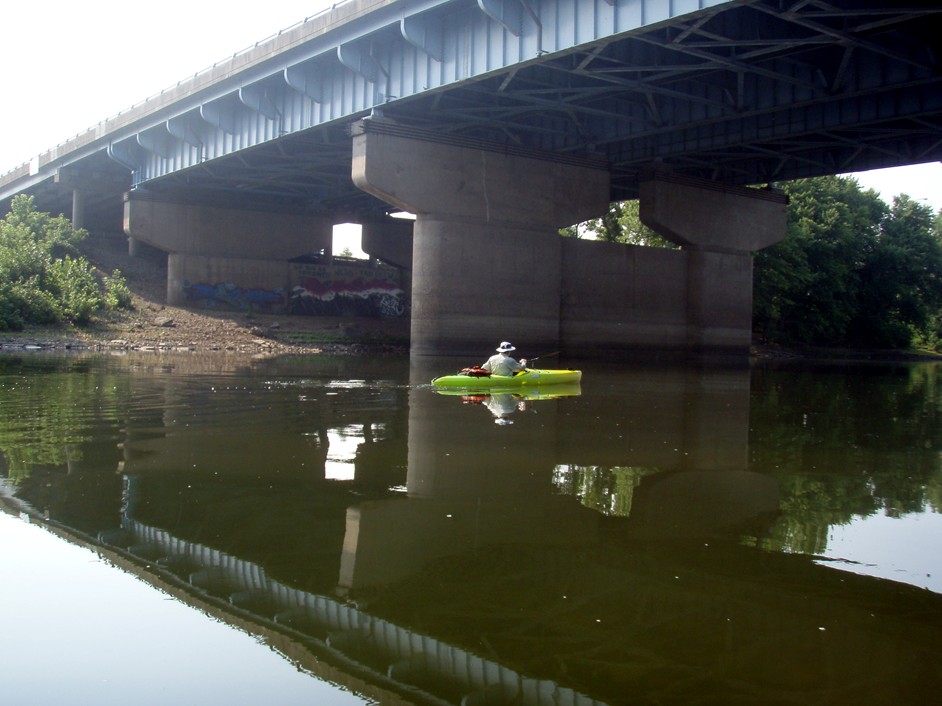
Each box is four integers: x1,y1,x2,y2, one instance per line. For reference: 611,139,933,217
352,120,609,357
71,189,85,231
640,170,788,355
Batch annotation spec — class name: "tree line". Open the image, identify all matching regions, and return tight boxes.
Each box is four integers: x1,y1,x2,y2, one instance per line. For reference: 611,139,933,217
566,175,942,352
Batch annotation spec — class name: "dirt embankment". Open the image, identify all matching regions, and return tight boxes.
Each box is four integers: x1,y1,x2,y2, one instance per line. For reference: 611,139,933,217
0,231,410,356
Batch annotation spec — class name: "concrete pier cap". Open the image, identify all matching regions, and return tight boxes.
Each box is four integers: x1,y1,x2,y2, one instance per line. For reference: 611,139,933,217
639,168,788,252
351,118,611,357
351,118,609,226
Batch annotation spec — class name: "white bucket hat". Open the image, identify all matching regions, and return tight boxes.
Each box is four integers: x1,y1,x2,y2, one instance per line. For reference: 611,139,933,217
496,341,516,352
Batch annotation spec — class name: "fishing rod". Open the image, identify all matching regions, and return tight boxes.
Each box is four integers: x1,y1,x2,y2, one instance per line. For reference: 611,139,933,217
526,350,560,364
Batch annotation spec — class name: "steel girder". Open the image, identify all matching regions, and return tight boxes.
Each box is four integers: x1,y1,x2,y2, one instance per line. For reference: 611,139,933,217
3,0,941,221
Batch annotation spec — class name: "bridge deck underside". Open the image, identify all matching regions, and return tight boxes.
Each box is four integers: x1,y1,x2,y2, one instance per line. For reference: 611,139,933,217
3,0,941,227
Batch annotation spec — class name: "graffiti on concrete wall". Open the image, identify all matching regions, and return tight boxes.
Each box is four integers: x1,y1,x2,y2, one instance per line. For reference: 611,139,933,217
290,261,407,318
183,281,287,313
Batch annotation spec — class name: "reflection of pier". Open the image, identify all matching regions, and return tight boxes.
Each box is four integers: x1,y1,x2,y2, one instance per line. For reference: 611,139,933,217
99,517,607,706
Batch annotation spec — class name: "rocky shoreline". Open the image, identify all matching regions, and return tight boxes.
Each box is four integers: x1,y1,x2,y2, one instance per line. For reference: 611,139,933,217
0,230,410,357
0,313,410,357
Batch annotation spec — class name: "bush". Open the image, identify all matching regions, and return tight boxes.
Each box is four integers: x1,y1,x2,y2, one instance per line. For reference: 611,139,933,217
103,269,133,310
0,279,60,330
0,195,132,328
46,256,102,324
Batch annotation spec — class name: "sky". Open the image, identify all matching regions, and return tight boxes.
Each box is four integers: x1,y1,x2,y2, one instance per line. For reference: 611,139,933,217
1,1,939,217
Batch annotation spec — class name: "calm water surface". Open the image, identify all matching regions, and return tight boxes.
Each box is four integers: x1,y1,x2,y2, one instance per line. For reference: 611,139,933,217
1,352,940,705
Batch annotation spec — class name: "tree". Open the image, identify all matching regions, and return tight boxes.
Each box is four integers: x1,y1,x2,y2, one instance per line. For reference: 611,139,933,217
850,195,942,347
754,176,942,349
755,176,884,344
572,200,677,248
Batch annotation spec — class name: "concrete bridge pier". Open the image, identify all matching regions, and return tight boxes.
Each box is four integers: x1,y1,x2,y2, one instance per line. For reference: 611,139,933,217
123,193,333,306
640,170,789,354
70,188,85,231
352,120,610,357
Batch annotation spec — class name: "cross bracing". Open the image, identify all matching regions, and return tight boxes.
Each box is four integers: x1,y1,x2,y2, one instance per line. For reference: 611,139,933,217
1,0,939,225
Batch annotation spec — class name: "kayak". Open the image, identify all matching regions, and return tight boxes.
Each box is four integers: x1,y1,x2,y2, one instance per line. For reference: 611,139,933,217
434,383,582,400
431,368,582,389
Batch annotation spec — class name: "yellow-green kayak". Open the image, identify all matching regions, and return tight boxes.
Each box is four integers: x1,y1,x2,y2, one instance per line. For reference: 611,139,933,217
431,368,582,389
433,383,582,400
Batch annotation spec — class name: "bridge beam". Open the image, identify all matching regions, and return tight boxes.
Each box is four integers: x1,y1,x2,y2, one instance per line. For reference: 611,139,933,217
351,119,610,356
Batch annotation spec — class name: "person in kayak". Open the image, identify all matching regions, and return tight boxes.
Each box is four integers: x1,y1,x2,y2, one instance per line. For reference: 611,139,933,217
481,341,528,376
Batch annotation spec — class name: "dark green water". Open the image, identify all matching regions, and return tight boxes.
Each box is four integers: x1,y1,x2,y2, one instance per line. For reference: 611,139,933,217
1,352,940,705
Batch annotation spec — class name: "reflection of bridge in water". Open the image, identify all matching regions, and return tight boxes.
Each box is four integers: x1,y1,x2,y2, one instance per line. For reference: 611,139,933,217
100,511,606,706
94,464,941,706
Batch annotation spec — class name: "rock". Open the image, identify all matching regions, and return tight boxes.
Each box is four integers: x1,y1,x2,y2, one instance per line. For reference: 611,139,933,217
154,317,175,328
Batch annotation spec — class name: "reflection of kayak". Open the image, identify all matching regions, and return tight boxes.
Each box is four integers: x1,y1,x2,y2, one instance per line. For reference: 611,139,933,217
434,383,582,400
431,368,582,389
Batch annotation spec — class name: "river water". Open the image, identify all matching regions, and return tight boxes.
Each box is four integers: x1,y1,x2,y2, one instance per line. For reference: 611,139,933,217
1,352,940,705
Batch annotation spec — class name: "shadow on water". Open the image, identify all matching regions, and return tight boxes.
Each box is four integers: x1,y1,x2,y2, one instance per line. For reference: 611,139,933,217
1,352,941,705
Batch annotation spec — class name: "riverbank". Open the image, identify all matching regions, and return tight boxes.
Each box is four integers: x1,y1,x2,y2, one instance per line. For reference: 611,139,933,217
0,231,410,356
0,304,411,356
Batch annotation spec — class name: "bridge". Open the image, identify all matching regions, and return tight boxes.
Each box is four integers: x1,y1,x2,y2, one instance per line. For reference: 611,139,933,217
1,0,940,357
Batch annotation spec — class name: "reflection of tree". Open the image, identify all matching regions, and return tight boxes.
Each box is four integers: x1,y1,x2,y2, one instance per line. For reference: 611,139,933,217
749,364,942,554
925,469,942,513
553,465,660,516
552,365,941,556
0,360,126,482
0,357,131,529
765,476,875,555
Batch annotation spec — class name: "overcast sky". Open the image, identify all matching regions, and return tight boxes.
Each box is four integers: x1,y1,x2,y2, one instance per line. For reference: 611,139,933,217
2,1,939,214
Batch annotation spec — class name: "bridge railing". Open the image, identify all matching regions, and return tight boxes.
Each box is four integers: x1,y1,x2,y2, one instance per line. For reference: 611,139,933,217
0,1,358,179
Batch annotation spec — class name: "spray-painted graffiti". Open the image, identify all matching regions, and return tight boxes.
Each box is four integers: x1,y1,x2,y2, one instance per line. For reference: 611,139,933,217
183,281,287,312
290,262,407,318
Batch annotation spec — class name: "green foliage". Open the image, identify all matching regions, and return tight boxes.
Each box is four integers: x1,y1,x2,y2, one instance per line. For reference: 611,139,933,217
754,176,942,349
852,195,942,347
558,224,580,238
47,256,103,323
0,279,61,330
1,194,86,257
613,200,676,248
568,176,941,351
575,200,677,248
0,195,132,328
913,313,942,353
103,269,133,310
